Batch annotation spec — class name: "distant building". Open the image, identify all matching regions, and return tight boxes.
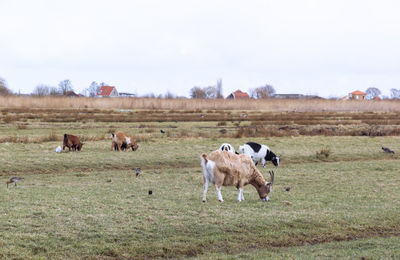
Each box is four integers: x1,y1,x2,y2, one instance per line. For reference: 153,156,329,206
65,91,79,97
272,94,323,99
372,96,381,101
97,86,119,97
119,92,136,97
348,90,366,100
226,90,249,99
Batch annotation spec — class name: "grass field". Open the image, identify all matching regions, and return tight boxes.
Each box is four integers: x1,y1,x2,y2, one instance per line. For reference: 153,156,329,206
0,105,399,259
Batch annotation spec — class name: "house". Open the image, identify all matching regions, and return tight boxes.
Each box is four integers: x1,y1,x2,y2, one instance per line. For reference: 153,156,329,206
119,92,136,97
97,86,119,97
272,94,323,99
226,90,249,99
65,91,79,97
372,96,381,101
348,90,366,100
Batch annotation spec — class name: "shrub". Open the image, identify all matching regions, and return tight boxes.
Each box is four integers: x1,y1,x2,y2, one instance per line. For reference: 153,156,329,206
316,148,331,159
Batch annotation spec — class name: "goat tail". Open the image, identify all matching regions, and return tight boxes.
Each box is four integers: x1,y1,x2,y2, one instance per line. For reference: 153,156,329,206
201,153,208,163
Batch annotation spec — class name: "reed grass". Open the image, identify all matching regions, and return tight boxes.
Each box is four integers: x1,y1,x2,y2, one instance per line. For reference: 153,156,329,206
1,96,400,112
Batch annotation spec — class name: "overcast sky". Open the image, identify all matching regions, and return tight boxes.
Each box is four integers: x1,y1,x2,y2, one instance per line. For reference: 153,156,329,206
1,0,400,97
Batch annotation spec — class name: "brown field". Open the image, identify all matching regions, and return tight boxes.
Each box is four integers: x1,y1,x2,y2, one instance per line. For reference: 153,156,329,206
1,96,400,111
1,98,400,142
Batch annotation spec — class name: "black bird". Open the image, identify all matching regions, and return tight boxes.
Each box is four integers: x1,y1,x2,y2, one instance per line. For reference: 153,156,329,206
135,168,141,177
285,186,291,192
382,147,395,154
6,177,24,188
160,129,165,134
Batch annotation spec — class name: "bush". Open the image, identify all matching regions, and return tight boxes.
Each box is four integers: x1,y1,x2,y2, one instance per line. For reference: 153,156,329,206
316,148,331,159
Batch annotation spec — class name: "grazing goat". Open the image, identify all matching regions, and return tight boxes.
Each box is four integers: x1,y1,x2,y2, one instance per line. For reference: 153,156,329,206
110,131,139,151
63,134,84,151
218,143,238,154
239,142,280,167
201,150,274,202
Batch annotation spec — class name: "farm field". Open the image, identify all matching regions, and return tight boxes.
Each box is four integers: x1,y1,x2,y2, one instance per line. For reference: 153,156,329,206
0,105,400,259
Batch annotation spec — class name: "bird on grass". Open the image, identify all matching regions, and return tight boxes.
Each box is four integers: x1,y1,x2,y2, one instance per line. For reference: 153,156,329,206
160,129,165,134
382,147,395,154
6,177,24,188
135,168,141,177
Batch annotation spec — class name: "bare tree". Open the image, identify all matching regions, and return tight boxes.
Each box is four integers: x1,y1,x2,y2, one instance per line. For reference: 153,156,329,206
164,91,176,99
32,85,50,96
390,88,400,99
190,87,206,99
0,77,12,96
85,81,101,97
366,87,381,100
249,84,276,99
204,86,219,99
49,87,60,96
58,79,73,95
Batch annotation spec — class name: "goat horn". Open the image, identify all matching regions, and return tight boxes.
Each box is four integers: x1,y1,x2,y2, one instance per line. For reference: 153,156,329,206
269,171,274,185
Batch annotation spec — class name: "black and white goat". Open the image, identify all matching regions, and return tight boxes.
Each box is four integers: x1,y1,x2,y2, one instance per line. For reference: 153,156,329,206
218,143,238,154
239,142,280,167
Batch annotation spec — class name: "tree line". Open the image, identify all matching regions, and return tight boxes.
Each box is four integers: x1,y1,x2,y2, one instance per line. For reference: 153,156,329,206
2,76,400,99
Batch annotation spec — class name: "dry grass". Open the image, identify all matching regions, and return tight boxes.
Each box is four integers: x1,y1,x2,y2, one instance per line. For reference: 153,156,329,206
1,96,400,112
1,108,400,144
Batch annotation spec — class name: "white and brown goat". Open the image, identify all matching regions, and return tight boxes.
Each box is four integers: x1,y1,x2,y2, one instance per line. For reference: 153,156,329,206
200,150,274,202
110,131,139,151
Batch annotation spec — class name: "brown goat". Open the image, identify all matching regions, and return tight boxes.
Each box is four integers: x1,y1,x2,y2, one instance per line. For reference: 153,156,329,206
63,134,84,151
110,131,138,151
201,151,274,202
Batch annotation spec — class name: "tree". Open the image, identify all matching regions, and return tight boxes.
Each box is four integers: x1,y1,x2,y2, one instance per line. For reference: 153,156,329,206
249,84,276,99
164,91,175,99
366,87,381,100
190,87,206,99
32,84,50,96
58,79,73,95
49,87,60,96
0,77,12,96
390,88,400,99
204,86,219,99
85,81,101,97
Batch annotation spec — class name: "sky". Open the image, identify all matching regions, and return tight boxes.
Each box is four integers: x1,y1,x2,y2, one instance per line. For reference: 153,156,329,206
1,0,400,98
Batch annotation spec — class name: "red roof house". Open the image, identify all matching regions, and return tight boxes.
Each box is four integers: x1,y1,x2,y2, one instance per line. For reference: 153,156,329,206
65,91,79,97
348,90,366,100
97,86,119,97
226,90,250,99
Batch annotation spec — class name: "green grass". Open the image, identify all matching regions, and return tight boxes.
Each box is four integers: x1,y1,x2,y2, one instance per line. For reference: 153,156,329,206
0,126,399,258
197,236,400,259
